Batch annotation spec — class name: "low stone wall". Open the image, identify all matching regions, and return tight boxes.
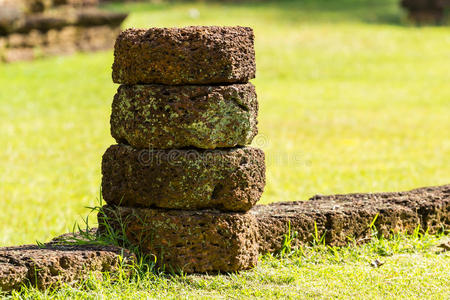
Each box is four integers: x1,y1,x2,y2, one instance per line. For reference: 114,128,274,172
0,0,127,62
0,243,134,292
254,184,449,252
101,184,449,260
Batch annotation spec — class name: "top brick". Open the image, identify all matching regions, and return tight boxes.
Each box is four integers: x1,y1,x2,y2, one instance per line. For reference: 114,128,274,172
112,26,256,85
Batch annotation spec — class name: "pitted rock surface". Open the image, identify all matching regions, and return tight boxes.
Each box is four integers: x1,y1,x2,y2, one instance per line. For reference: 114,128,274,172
0,243,133,292
252,184,450,253
112,26,256,85
111,83,258,149
101,144,266,212
98,205,259,273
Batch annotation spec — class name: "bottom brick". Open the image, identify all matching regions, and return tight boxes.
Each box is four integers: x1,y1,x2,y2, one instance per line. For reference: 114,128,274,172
98,206,259,273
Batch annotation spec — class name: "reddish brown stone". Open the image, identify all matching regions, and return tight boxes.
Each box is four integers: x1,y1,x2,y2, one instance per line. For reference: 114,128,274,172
111,83,258,149
112,26,256,85
101,145,266,212
98,205,259,273
252,184,450,253
0,243,134,292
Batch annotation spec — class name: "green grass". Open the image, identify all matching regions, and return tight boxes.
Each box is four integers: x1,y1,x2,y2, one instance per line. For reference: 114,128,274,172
8,233,450,299
0,0,449,298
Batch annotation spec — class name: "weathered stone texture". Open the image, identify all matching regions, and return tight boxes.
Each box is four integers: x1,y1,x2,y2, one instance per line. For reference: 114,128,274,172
98,205,259,273
101,144,266,212
111,83,258,149
112,26,256,85
252,184,450,253
0,244,133,292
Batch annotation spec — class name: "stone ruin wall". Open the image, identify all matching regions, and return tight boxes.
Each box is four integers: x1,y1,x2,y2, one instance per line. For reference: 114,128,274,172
401,0,450,23
0,0,127,62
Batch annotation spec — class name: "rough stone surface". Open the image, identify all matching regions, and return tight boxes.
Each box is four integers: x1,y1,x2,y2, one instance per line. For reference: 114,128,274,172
98,205,259,273
253,184,450,253
111,83,258,149
112,26,255,85
0,243,133,292
101,144,266,212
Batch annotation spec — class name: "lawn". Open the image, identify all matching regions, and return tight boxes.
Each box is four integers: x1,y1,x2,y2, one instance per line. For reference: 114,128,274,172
0,0,449,298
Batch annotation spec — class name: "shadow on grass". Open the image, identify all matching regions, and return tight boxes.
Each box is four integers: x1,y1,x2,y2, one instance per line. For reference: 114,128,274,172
101,0,410,25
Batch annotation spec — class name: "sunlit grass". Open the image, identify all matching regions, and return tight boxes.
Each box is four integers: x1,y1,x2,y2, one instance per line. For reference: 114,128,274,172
7,232,450,299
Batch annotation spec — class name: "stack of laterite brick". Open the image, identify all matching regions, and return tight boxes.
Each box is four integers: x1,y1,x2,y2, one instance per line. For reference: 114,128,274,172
99,26,266,273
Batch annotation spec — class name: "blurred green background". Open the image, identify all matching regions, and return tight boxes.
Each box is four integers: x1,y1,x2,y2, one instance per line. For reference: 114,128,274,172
0,0,449,246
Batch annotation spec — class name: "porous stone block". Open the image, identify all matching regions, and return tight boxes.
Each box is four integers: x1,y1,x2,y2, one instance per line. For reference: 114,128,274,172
98,205,259,273
101,144,265,212
111,83,258,149
252,184,450,253
0,244,134,292
112,26,256,85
